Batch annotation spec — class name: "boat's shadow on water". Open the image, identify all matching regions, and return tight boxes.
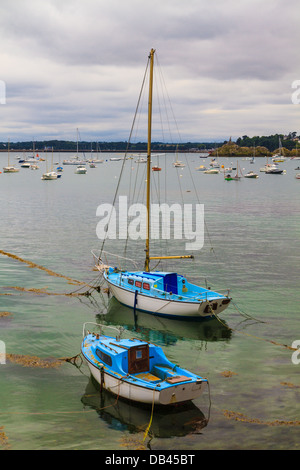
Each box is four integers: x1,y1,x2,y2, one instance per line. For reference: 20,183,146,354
94,296,232,345
81,376,208,441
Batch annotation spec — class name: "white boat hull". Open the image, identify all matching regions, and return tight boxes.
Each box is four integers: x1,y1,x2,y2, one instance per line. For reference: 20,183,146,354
85,358,204,405
3,167,19,173
106,278,228,319
41,172,57,180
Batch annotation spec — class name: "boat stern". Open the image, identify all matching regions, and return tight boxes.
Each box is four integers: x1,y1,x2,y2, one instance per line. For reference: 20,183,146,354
158,376,207,405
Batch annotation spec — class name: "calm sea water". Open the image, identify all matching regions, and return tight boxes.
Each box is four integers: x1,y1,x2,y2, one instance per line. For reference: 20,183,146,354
0,152,299,450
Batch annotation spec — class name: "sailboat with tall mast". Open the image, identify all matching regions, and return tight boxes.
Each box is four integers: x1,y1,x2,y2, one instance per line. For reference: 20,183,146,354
231,160,242,180
173,145,185,167
41,147,58,180
63,128,86,165
272,138,287,162
3,140,20,173
95,49,231,319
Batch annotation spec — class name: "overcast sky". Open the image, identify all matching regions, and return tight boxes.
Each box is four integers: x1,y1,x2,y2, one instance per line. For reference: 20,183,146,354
0,0,299,143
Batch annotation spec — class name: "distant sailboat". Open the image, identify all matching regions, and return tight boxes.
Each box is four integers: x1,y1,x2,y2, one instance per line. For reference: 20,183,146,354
244,170,258,178
75,165,87,174
231,161,242,180
88,142,103,163
265,164,284,174
63,129,86,165
135,156,147,163
41,148,58,180
272,138,286,162
173,145,185,167
204,168,219,174
3,140,19,173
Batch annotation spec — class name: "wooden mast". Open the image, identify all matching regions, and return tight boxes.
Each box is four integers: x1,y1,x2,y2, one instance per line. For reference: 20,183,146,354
144,48,155,272
144,49,193,272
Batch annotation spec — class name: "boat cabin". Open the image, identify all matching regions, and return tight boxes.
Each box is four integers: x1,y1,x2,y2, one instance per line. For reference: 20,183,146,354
93,337,152,376
108,268,188,296
91,336,177,380
106,267,230,308
128,343,149,374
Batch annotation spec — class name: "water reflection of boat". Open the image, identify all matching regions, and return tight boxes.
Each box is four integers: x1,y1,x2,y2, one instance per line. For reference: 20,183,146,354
81,377,208,438
96,297,232,344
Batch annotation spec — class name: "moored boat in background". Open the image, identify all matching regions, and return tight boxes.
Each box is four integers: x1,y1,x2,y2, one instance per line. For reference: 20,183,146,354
244,171,258,178
3,140,19,173
75,165,87,174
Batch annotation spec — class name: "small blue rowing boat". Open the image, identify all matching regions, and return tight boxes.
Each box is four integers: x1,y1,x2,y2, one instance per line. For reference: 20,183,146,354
81,322,207,405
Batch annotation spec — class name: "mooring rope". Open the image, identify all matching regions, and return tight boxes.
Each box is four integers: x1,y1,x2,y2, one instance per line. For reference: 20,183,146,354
0,250,107,297
4,286,90,297
143,385,159,442
230,299,265,323
208,302,297,352
0,250,86,285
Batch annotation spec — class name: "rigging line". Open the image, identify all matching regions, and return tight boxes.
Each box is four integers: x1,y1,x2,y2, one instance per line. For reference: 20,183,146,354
231,299,265,324
155,53,181,267
128,85,148,205
155,55,176,143
99,56,150,260
155,55,190,264
124,156,144,259
69,273,104,296
155,56,220,264
152,64,173,262
150,175,168,263
184,155,220,262
123,163,147,260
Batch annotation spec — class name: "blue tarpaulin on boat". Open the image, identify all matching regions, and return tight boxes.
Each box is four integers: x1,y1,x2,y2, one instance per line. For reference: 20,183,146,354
142,271,178,294
163,273,178,294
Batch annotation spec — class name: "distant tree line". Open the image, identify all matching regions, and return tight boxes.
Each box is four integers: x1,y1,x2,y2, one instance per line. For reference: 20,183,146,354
0,140,215,152
236,132,299,151
1,133,299,152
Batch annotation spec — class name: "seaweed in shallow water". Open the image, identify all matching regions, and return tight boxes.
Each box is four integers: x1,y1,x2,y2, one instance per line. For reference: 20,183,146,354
6,354,64,368
223,410,300,426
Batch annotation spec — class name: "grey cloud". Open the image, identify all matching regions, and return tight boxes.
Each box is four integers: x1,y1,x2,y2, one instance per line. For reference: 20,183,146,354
0,0,298,141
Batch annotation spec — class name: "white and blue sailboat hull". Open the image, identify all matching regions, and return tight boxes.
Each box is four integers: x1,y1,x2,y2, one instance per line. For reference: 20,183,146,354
103,269,230,319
